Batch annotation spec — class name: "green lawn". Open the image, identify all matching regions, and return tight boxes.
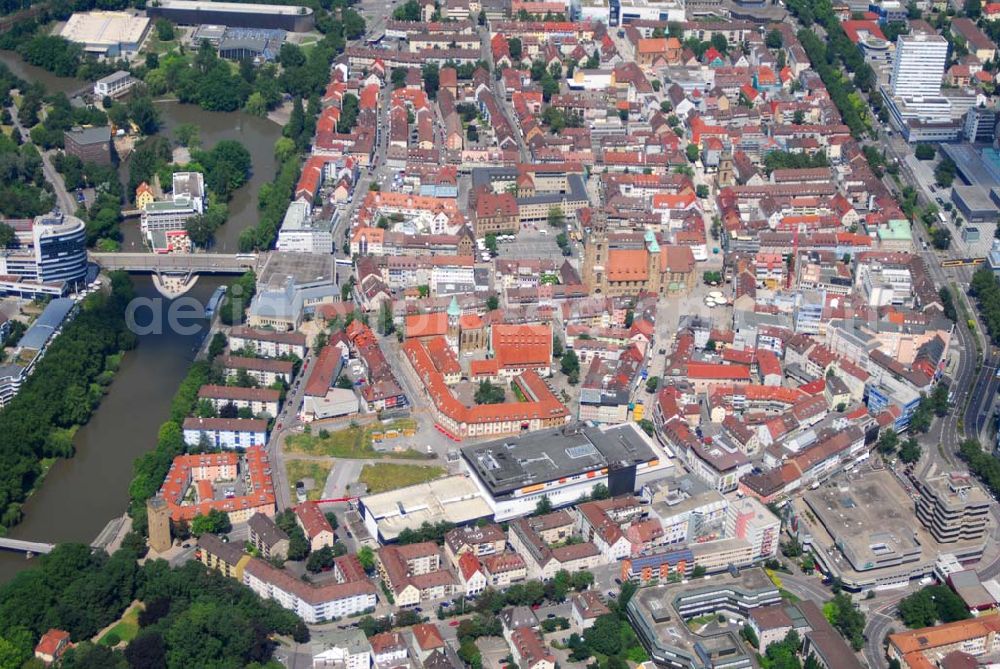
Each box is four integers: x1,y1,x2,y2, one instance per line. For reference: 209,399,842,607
286,459,333,502
284,419,426,459
358,463,447,494
99,605,141,646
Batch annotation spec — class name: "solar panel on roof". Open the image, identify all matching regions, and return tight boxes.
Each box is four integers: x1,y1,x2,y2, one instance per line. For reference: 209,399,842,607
565,443,598,459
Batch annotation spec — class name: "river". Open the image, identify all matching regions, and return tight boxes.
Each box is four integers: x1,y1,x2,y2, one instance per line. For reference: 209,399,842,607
0,51,283,252
0,52,279,581
0,275,227,582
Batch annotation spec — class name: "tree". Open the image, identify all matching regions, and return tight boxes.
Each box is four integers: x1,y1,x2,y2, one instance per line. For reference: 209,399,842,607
174,123,201,149
474,380,506,404
0,223,15,249
422,63,440,100
458,640,482,669
740,624,759,649
552,335,564,358
766,29,783,49
915,144,935,160
208,332,227,360
244,92,268,117
393,0,421,20
155,19,175,41
534,495,553,516
696,184,709,198
826,593,866,650
486,295,499,310
547,207,565,228
560,350,580,384
509,37,523,61
966,0,982,19
877,429,899,455
645,376,659,393
711,33,729,54
357,545,376,573
935,156,957,187
306,545,335,573
391,68,407,89
692,564,707,578
685,143,700,163
931,226,952,250
584,614,623,656
899,438,922,464
378,300,394,336
125,631,166,669
343,9,367,40
190,509,232,536
128,93,161,135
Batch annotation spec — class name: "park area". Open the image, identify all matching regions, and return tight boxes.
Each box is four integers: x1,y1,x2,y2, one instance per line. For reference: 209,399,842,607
286,459,333,502
283,419,428,459
97,601,142,647
358,463,446,494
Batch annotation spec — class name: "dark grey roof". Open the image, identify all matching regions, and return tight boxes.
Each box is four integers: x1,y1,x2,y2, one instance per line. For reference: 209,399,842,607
248,512,289,547
461,423,657,496
198,532,245,564
66,126,111,146
19,298,75,350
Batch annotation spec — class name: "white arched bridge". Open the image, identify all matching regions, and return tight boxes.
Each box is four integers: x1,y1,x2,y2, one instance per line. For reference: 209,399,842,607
0,537,55,555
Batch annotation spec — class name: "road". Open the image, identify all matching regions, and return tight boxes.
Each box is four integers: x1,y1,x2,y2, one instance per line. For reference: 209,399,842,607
7,102,78,215
878,136,991,454
862,592,909,669
269,347,318,510
477,25,529,162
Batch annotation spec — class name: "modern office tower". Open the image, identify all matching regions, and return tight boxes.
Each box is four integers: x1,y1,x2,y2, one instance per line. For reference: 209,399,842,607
891,34,948,98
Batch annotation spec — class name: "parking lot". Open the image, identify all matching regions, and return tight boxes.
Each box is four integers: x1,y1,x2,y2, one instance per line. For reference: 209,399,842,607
499,227,577,262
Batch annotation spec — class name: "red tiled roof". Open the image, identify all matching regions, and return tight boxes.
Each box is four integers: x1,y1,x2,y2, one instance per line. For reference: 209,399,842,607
35,629,70,658
492,323,552,370
294,501,333,540
687,363,752,380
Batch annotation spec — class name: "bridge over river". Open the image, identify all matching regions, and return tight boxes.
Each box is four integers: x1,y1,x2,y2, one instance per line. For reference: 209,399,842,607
0,538,54,556
89,252,262,276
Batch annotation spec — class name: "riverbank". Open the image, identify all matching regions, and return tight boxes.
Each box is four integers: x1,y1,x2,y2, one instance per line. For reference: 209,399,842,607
0,273,137,532
0,275,224,582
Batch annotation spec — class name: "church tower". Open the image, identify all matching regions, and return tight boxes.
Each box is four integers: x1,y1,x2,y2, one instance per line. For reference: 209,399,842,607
583,213,608,293
718,149,735,187
446,296,461,349
645,228,661,294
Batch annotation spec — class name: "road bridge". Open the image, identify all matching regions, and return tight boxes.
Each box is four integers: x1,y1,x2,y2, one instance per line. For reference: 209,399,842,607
0,538,55,555
90,252,261,276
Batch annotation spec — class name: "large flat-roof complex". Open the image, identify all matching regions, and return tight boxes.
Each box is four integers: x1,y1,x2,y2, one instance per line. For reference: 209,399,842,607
461,423,666,520
796,469,987,591
627,568,781,669
359,475,493,542
61,11,150,58
147,0,315,32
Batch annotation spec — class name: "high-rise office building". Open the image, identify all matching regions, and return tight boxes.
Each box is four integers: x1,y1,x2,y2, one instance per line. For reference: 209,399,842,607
890,34,948,98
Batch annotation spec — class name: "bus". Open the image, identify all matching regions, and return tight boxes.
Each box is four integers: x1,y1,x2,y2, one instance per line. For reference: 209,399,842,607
941,258,986,268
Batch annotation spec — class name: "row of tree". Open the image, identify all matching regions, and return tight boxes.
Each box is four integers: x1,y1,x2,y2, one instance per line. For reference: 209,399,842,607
0,273,136,528
958,438,1000,501
971,267,1000,345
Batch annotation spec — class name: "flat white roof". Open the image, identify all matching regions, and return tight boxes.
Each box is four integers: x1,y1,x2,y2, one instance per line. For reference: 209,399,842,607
154,0,313,16
61,11,150,47
361,475,492,540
